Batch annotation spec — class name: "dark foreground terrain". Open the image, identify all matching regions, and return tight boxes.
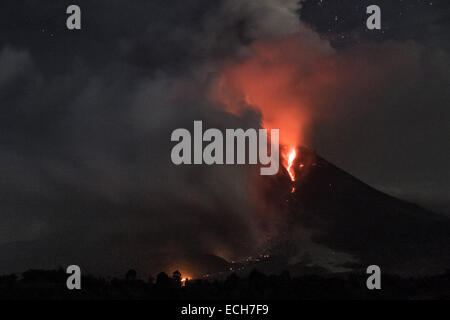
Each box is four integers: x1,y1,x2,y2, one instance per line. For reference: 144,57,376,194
1,268,449,300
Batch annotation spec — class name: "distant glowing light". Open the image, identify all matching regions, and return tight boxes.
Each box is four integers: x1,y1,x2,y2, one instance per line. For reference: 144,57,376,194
181,277,191,286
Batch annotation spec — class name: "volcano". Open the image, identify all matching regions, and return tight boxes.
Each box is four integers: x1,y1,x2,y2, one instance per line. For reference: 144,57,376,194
264,147,450,276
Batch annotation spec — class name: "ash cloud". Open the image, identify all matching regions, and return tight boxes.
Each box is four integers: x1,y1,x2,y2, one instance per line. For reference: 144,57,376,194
0,0,306,275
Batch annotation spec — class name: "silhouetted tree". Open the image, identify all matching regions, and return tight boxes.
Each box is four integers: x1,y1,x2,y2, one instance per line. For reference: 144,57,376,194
280,270,291,281
126,269,137,281
156,272,170,288
172,270,182,287
0,274,17,285
2,267,449,299
248,269,264,282
22,268,65,284
225,273,239,284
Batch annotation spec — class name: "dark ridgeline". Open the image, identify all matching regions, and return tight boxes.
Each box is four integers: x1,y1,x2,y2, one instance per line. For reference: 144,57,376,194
1,268,450,299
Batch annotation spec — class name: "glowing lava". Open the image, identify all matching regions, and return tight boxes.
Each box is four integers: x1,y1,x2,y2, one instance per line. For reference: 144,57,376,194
285,148,297,182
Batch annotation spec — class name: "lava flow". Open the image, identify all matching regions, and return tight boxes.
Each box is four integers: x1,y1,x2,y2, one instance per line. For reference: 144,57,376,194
285,148,297,182
284,148,297,193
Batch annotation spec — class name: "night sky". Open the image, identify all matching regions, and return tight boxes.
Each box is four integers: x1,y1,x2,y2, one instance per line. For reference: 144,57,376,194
0,0,449,275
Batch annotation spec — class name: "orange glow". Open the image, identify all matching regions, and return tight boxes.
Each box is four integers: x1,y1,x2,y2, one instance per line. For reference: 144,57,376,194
181,277,191,286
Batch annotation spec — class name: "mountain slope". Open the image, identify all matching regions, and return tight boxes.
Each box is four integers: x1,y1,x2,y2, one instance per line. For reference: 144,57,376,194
272,147,450,275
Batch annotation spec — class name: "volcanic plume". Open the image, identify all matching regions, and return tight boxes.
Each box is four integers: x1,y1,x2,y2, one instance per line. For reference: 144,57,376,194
211,33,335,178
